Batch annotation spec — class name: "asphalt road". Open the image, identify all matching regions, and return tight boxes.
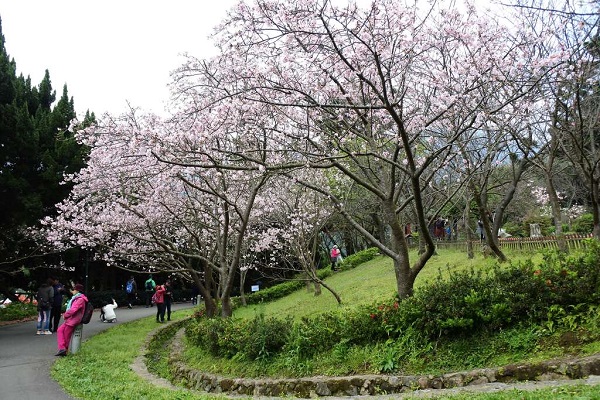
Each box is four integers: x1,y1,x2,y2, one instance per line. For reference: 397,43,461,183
0,302,194,400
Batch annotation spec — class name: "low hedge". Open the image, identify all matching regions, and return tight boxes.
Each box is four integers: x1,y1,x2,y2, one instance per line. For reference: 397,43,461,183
186,240,600,365
238,247,381,306
0,301,37,321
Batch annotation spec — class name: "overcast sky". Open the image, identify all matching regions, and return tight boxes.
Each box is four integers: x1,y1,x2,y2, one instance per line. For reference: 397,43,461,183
0,0,237,117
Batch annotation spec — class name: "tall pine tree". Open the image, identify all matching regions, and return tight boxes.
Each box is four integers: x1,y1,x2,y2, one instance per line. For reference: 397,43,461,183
0,16,93,298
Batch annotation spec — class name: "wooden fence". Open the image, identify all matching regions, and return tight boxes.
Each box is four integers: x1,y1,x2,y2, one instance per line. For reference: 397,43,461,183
435,234,595,252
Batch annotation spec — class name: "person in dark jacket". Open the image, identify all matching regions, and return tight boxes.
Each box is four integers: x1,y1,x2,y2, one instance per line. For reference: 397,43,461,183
49,277,65,333
164,278,173,321
125,276,137,309
36,278,54,335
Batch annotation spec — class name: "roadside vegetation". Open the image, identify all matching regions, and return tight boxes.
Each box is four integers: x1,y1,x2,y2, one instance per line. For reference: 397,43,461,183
51,245,600,399
182,244,600,380
51,308,219,400
0,301,37,322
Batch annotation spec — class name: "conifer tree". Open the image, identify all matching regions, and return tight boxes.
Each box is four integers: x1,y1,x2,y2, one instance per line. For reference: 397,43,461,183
0,16,90,298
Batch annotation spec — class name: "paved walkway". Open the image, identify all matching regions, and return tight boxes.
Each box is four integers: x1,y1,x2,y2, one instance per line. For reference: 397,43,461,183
0,302,193,400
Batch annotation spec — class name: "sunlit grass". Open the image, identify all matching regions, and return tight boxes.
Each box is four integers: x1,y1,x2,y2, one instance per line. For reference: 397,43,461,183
51,309,233,400
53,248,599,399
234,248,540,320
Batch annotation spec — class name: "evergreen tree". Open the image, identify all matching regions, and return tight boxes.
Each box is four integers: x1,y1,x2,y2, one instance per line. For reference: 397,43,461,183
0,16,91,297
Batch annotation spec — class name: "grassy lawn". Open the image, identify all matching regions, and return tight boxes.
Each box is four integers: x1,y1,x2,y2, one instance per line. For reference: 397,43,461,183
52,248,600,399
234,248,540,320
52,310,229,400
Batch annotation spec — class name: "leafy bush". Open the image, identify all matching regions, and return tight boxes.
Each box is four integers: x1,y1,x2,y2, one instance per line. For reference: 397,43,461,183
502,221,527,237
239,247,379,306
0,301,37,321
186,313,292,361
336,247,380,270
572,213,594,234
242,280,307,306
504,216,554,237
186,242,600,369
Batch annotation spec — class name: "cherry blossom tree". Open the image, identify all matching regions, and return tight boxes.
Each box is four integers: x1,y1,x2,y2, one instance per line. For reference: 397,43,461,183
41,109,282,317
248,171,343,302
171,0,564,298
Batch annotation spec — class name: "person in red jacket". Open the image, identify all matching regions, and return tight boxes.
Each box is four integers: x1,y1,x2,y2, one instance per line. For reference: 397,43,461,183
153,284,167,323
330,245,341,271
55,283,88,356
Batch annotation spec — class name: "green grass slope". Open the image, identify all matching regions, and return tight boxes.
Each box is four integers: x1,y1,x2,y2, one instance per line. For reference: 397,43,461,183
234,249,529,320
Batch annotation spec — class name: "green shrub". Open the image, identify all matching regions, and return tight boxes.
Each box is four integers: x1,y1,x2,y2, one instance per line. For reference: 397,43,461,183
505,215,553,237
337,247,380,270
0,301,37,321
572,213,594,234
502,221,527,237
243,280,306,305
239,247,379,306
185,243,600,369
186,313,292,361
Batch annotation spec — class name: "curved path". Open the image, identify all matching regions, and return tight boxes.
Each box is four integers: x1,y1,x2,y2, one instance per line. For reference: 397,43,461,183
0,302,193,400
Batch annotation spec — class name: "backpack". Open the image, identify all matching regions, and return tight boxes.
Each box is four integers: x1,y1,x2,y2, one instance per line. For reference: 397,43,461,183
81,301,94,324
126,281,133,293
145,280,153,291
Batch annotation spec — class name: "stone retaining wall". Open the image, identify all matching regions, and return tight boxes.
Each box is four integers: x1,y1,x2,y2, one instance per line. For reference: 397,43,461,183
166,328,600,398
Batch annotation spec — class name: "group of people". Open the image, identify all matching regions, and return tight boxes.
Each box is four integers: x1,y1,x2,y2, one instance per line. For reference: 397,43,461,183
142,275,173,323
34,274,175,357
330,245,343,271
35,276,66,335
428,216,458,241
35,279,89,357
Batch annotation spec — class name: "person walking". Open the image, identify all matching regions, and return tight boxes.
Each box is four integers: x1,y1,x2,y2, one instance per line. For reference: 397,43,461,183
55,283,88,356
164,278,173,321
35,278,54,335
144,274,156,308
153,284,166,323
125,276,137,309
191,284,200,305
330,245,341,271
49,277,65,333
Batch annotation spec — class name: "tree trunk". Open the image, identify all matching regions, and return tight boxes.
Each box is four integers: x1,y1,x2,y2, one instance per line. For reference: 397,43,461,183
464,199,474,259
383,202,416,299
220,292,233,317
189,260,219,318
590,181,600,240
313,266,322,296
470,182,507,262
545,171,567,252
239,269,248,306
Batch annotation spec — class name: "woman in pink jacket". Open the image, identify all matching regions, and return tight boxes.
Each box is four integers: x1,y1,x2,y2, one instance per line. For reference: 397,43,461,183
55,284,88,356
154,284,166,323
